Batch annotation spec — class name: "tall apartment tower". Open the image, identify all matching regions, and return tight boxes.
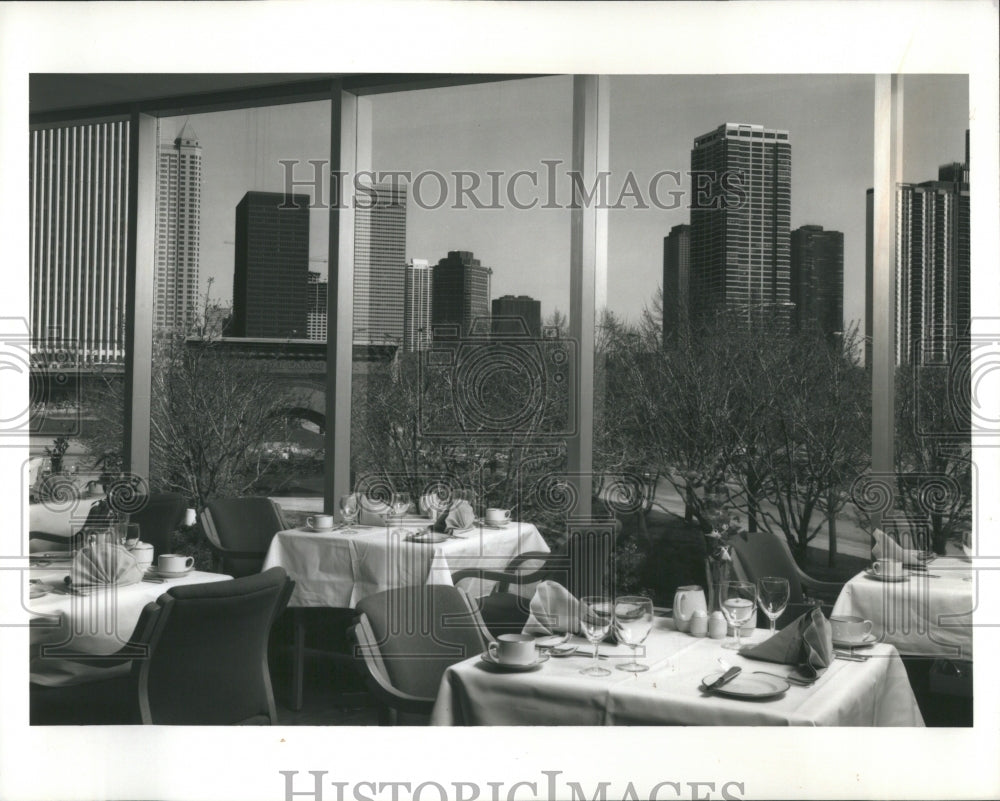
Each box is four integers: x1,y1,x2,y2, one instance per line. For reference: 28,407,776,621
354,183,407,346
307,271,328,342
689,123,792,330
231,191,310,339
865,133,970,365
790,225,844,340
403,259,433,351
431,251,493,338
662,224,691,342
155,120,202,333
491,295,542,338
29,121,130,363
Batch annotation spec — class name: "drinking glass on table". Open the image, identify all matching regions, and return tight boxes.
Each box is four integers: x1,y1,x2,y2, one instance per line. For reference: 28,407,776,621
579,595,614,677
339,494,359,529
757,577,790,635
720,580,757,650
115,522,140,550
390,492,411,535
614,595,654,672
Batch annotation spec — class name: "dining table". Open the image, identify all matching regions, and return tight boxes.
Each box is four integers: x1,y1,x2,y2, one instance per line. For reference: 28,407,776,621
261,518,549,608
430,617,924,726
831,556,974,660
27,561,232,687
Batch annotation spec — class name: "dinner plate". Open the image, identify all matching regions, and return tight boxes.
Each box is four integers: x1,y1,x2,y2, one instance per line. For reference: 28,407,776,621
832,633,878,649
146,565,194,579
406,531,450,544
29,585,49,599
863,569,909,583
700,671,789,699
480,651,549,672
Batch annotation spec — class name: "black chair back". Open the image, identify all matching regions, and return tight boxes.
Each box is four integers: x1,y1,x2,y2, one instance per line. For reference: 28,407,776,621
130,493,188,558
136,567,293,724
202,497,286,577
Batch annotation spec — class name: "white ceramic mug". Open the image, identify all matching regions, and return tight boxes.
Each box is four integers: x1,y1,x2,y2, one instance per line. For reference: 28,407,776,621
487,633,536,665
673,585,707,633
158,553,194,573
830,615,874,641
308,514,335,531
872,558,902,578
485,508,511,526
131,542,154,570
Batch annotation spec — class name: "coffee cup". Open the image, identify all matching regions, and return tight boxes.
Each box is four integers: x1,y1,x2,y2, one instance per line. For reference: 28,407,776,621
308,514,335,531
131,542,154,570
485,508,511,526
872,558,902,579
487,633,536,666
158,553,194,574
830,615,874,642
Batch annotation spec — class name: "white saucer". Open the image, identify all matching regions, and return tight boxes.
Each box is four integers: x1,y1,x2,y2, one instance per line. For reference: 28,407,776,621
480,651,549,672
147,565,194,579
480,521,509,530
406,531,450,544
832,632,878,648
864,568,908,583
306,524,337,533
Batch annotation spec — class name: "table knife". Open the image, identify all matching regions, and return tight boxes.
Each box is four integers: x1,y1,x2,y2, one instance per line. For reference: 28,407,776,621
707,666,741,689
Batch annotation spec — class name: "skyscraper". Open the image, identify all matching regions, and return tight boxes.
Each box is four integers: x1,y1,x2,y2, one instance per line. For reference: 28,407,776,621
865,134,970,365
491,294,542,338
155,121,201,333
431,250,493,338
790,225,844,339
307,271,328,342
662,223,691,342
29,121,130,363
689,123,792,330
231,191,310,339
403,259,433,351
354,183,407,345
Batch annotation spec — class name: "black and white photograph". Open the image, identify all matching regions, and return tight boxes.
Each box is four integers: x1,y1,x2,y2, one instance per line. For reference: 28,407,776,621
1,2,998,799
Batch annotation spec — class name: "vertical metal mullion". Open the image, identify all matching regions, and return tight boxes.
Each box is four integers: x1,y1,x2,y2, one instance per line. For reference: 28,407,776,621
871,75,903,522
568,75,608,520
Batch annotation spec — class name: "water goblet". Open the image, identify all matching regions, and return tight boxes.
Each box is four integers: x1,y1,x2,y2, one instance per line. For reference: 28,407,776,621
339,494,359,529
614,596,654,672
115,522,141,550
757,577,790,635
720,580,757,651
390,492,411,535
579,595,614,676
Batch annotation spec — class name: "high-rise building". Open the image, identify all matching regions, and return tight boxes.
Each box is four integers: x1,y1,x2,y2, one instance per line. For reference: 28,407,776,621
431,250,493,338
403,259,433,351
689,123,792,330
29,121,130,363
307,271,328,342
865,134,970,365
662,224,691,342
155,120,202,333
790,225,844,340
491,294,542,338
354,183,407,346
231,191,310,339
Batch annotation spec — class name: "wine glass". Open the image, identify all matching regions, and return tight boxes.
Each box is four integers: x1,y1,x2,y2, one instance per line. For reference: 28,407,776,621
339,494,359,530
115,522,140,550
757,576,790,635
579,595,614,676
720,580,757,651
614,595,654,672
390,492,411,535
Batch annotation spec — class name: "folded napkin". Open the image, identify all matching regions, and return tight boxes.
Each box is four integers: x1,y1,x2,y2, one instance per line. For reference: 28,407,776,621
69,542,144,589
522,580,582,637
739,606,833,669
872,528,923,567
428,499,476,533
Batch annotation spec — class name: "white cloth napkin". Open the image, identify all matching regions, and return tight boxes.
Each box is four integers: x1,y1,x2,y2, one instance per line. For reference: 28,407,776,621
444,500,475,532
872,528,923,567
522,580,582,636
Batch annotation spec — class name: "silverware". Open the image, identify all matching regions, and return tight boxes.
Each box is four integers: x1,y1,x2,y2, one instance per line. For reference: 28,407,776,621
834,651,869,662
753,670,816,687
142,577,166,583
706,666,742,689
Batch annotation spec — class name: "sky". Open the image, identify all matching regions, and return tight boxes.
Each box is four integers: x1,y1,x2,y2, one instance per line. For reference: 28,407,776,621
163,74,968,334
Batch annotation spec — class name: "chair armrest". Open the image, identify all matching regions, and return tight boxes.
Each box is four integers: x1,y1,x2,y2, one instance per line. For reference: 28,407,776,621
350,621,437,715
452,551,556,594
797,572,844,603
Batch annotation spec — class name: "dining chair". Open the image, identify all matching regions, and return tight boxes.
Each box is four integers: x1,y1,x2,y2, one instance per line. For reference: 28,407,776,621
30,567,294,725
352,584,493,724
199,496,287,577
727,528,843,626
129,492,188,557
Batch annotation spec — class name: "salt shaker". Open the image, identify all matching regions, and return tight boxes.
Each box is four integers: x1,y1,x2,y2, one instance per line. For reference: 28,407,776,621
708,611,728,639
689,609,709,637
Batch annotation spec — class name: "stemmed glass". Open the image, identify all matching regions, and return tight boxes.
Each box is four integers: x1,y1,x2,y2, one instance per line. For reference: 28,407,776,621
614,595,654,672
115,522,140,550
390,492,411,535
579,595,614,677
757,576,790,635
720,580,757,651
339,494,359,530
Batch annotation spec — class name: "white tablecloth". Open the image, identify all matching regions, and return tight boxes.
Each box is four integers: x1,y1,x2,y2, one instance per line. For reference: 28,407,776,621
831,557,973,659
29,567,231,686
431,620,923,726
262,521,549,607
